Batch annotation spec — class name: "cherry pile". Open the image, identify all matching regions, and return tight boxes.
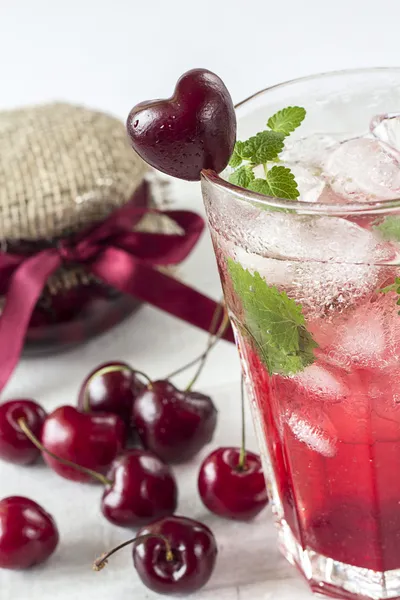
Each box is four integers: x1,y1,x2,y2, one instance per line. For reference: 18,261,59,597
0,328,268,594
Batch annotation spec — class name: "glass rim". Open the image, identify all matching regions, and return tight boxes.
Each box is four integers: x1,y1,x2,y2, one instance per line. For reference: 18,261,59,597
201,66,400,216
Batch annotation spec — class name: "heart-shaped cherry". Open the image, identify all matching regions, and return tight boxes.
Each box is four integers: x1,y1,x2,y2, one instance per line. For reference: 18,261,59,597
132,381,217,463
78,361,145,424
94,515,217,595
0,496,59,569
127,68,236,181
198,447,268,520
101,449,178,527
0,399,47,465
40,406,125,482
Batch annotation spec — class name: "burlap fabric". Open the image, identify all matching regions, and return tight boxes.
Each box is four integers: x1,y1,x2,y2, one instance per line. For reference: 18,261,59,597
0,102,178,295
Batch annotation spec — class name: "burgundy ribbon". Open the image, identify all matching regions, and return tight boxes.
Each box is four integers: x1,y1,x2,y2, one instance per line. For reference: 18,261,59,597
0,188,234,391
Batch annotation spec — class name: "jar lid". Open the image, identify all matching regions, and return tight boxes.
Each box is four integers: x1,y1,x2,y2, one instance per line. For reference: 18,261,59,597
0,102,148,241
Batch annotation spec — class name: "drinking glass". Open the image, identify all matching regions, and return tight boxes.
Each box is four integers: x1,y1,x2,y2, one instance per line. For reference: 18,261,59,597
201,68,400,600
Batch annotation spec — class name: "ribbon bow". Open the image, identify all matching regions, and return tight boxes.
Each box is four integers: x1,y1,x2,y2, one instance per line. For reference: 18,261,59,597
0,182,234,391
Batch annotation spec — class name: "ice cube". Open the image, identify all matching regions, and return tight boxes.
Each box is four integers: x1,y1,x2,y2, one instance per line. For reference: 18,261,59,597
315,288,400,369
329,301,386,368
324,138,400,201
206,172,395,317
285,164,326,203
284,404,338,457
370,113,400,154
223,211,393,316
280,134,341,169
293,364,348,403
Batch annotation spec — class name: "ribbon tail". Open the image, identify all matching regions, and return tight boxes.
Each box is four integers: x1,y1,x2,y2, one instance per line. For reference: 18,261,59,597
0,250,61,391
91,248,235,343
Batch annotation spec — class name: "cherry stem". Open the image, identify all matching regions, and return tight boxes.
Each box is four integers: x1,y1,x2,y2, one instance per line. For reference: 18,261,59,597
185,305,230,391
83,365,153,411
134,371,153,389
165,301,226,382
83,365,132,412
238,374,247,471
17,418,112,486
93,533,174,572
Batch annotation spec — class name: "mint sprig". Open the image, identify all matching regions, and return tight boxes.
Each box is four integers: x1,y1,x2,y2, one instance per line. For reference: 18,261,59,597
380,277,400,314
229,141,246,168
375,216,400,241
248,166,299,200
239,131,285,165
229,106,306,201
267,106,306,136
229,165,255,187
227,259,317,376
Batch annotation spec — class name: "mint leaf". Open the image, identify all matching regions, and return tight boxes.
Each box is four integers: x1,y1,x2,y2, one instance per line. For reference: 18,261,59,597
229,141,246,168
380,277,400,314
229,165,255,187
267,106,306,136
227,259,317,375
375,216,400,241
241,131,285,165
248,166,299,200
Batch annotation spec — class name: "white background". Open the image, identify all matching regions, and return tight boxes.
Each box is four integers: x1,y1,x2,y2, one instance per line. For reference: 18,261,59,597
0,1,399,599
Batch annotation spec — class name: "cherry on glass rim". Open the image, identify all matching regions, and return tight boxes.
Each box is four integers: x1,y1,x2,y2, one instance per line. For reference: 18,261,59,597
94,515,217,596
0,496,59,570
127,68,236,181
0,399,47,465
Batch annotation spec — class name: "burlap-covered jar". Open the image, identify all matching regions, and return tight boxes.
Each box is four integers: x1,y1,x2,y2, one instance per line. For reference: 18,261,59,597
0,102,179,354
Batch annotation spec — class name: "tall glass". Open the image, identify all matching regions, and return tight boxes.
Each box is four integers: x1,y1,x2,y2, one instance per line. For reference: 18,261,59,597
201,69,400,600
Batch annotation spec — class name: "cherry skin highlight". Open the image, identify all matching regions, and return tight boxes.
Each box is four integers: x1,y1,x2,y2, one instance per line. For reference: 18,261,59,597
0,496,59,569
0,399,47,465
41,406,125,482
101,449,178,527
198,447,268,520
133,516,217,595
78,361,144,424
132,380,217,463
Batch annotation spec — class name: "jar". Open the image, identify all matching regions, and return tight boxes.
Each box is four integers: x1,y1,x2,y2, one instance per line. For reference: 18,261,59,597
0,102,174,355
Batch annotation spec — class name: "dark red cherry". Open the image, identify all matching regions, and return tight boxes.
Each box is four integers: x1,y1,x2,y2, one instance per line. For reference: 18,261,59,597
198,447,268,520
0,496,59,569
78,361,144,424
41,406,125,482
127,68,236,181
134,516,217,595
132,381,217,463
101,449,178,527
0,399,47,465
